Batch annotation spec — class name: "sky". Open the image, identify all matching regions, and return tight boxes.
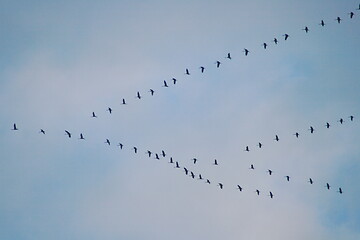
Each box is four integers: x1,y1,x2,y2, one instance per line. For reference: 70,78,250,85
1,0,360,239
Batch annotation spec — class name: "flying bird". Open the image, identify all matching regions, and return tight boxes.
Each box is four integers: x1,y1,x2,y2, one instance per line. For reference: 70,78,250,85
294,132,300,138
326,183,331,190
237,185,243,192
245,146,250,152
190,172,195,179
169,157,174,164
136,91,141,99
213,159,218,165
147,150,152,158
40,129,46,134
206,179,211,184
185,68,190,75
263,43,268,49
105,139,110,145
107,107,112,114
255,189,260,195
308,178,314,184
302,26,309,33
285,176,290,182
192,158,197,164
215,61,221,68
250,164,255,170
92,112,97,118
309,126,314,133
338,187,343,194
65,130,71,138
149,89,155,96
218,183,223,189
117,143,124,149
122,98,126,105
79,133,85,140
338,118,344,124
267,169,273,176
349,12,354,19
243,48,249,56
357,4,360,10
163,80,168,87
12,123,18,130
184,168,189,175
175,161,180,168
319,20,325,26
226,53,232,60
198,174,203,180
269,191,274,199
133,147,138,154
155,153,160,160
172,78,177,84
274,135,280,141
326,122,330,128
199,66,205,73
161,150,166,157
336,17,342,23
283,33,289,40
349,115,354,121
258,142,262,148
273,38,278,44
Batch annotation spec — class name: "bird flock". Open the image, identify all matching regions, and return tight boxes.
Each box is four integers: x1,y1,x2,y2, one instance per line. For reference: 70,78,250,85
8,4,360,199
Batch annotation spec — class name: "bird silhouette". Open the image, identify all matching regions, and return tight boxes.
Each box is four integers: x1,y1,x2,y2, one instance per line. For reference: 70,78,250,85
163,80,168,87
198,174,203,180
133,147,138,154
263,43,268,49
326,122,330,129
192,158,197,164
185,68,190,75
79,133,85,140
269,191,274,199
319,20,325,26
12,123,18,130
92,112,97,118
338,187,343,194
117,143,124,149
107,107,112,114
226,53,232,60
40,129,46,134
349,12,354,19
357,4,360,10
161,150,166,157
285,176,290,182
237,185,243,192
258,142,262,148
172,78,177,84
302,26,309,33
214,159,218,165
255,189,260,195
190,172,195,179
199,66,205,73
243,48,249,56
184,167,188,175
245,146,250,152
283,34,289,40
206,179,211,184
136,92,141,99
267,169,273,176
274,135,280,141
308,178,314,184
215,61,221,68
147,150,152,158
349,115,354,121
105,139,110,145
338,118,344,124
336,17,342,23
122,98,126,105
309,126,314,133
294,132,300,138
169,157,174,163
326,183,331,190
273,38,278,44
65,130,71,138
250,164,255,170
149,89,155,96
155,153,160,160
218,183,223,189
175,161,180,168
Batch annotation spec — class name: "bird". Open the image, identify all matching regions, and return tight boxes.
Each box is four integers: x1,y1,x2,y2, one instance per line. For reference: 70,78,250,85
133,147,138,154
206,179,211,184
349,115,354,121
285,176,290,182
302,26,309,33
243,48,249,56
269,191,274,199
122,98,126,105
283,33,289,40
326,183,331,190
267,169,273,176
357,4,360,10
192,158,197,164
199,66,205,73
117,143,124,149
79,133,85,140
92,112,97,118
338,118,344,124
255,189,260,195
213,159,218,165
198,174,203,180
65,130,71,138
294,132,300,138
349,12,355,19
184,168,188,175
237,185,243,192
161,150,166,157
215,61,221,68
149,89,155,96
12,123,18,130
336,17,342,23
273,38,278,44
136,91,141,99
190,172,195,179
319,20,325,27
308,178,314,184
338,187,343,194
175,161,180,168
107,107,112,114
274,135,279,141
250,164,255,170
155,153,160,160
185,68,190,75
245,146,250,152
39,129,46,134
226,53,232,60
163,80,168,87
309,126,314,133
172,78,177,84
169,157,174,164
218,183,223,189
105,139,110,145
258,142,262,148
326,122,330,129
263,43,268,49
146,150,152,158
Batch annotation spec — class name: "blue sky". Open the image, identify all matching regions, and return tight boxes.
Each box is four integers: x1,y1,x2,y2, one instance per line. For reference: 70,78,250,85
1,1,360,239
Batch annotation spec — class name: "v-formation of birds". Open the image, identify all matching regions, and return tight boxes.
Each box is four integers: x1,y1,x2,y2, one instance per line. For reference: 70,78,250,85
9,6,359,198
